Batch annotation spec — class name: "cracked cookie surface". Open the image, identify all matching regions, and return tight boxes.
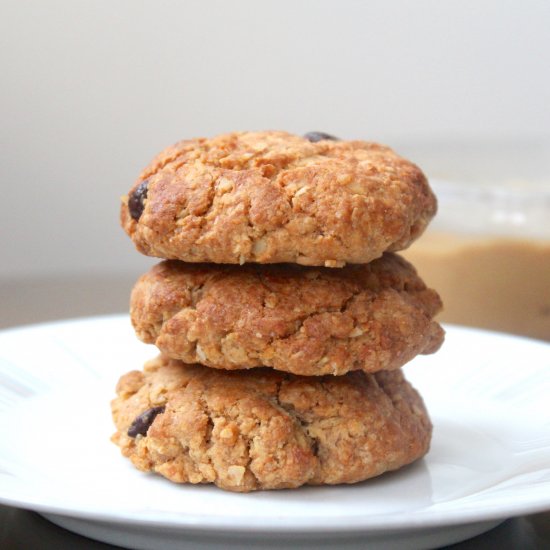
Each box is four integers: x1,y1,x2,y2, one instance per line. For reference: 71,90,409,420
111,355,432,492
120,131,437,267
130,253,444,376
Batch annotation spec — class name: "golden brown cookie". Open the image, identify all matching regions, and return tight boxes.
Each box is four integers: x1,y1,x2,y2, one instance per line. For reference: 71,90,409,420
130,253,444,376
111,355,432,492
120,131,437,267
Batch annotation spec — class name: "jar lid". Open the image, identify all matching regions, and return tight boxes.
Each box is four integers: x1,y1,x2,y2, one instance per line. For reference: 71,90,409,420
429,178,550,240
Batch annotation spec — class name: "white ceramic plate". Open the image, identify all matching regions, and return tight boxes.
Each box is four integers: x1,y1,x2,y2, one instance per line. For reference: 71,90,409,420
0,316,549,550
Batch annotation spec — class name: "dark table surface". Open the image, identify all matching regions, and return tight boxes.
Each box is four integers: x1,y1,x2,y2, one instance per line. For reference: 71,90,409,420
1,505,550,549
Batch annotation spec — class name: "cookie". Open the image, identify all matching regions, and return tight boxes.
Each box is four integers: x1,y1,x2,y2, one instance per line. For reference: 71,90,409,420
120,131,437,267
111,355,432,492
130,253,444,376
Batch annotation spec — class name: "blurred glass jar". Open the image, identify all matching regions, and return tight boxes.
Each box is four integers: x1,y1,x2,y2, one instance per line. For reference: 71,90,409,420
402,178,550,341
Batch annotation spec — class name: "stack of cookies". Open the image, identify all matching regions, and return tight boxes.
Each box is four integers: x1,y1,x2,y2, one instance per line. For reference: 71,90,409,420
111,131,444,492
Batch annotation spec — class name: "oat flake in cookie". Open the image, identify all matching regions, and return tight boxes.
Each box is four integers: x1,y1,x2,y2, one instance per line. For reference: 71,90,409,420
130,253,444,376
120,131,437,267
111,356,432,492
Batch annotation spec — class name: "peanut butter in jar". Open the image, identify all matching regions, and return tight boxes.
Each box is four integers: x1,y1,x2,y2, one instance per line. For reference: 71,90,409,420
402,180,550,342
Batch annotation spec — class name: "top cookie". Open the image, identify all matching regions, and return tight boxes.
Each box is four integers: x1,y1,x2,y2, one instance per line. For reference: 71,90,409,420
121,131,436,267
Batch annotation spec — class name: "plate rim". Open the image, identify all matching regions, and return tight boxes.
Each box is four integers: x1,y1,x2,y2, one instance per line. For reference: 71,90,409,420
1,490,550,534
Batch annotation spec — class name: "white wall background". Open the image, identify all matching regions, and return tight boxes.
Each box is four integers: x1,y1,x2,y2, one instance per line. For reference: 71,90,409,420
1,0,549,280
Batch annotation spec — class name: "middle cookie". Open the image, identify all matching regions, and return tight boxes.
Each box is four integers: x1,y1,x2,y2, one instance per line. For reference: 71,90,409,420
131,253,444,376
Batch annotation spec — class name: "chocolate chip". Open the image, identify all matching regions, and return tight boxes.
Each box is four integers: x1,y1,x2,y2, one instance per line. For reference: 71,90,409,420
128,179,149,221
311,439,320,457
304,132,339,143
127,405,165,437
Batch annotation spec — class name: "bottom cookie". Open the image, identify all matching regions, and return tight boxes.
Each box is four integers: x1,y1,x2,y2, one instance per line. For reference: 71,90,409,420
111,356,431,492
